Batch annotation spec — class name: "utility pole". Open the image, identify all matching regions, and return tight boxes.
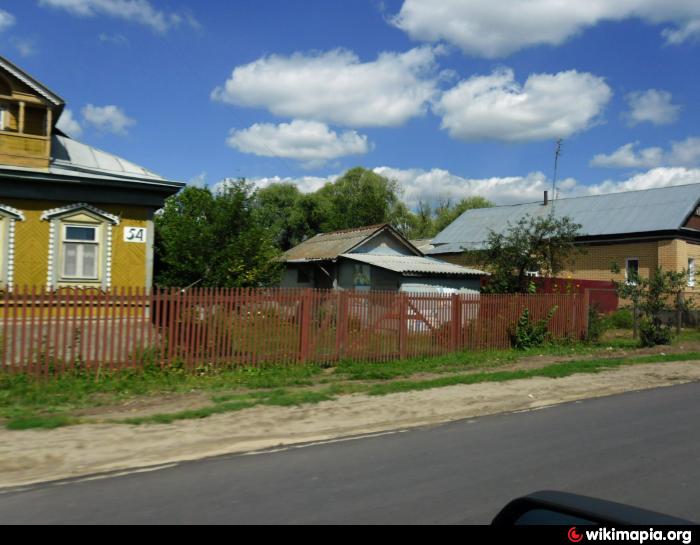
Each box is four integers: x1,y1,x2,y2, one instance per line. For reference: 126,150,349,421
552,138,563,201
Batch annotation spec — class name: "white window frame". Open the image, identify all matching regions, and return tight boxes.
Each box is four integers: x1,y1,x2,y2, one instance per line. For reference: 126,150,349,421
0,104,6,131
626,257,640,285
688,258,696,288
60,224,100,281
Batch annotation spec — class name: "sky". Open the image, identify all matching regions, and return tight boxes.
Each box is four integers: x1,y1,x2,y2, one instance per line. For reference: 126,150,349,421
1,0,700,207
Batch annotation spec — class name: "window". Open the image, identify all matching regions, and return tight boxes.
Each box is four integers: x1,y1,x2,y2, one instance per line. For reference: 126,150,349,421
626,258,639,284
353,264,371,291
62,225,99,280
0,104,6,131
689,258,696,288
297,267,311,284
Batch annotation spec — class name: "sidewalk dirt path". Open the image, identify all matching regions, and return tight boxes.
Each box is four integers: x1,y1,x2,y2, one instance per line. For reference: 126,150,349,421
2,360,700,489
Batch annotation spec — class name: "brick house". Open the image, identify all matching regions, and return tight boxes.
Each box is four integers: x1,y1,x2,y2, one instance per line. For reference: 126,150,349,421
427,184,700,294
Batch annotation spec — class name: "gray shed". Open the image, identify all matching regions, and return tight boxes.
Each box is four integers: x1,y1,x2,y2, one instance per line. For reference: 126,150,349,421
279,224,487,293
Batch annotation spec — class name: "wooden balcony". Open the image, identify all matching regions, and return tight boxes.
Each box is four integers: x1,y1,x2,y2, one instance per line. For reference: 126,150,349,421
0,130,50,169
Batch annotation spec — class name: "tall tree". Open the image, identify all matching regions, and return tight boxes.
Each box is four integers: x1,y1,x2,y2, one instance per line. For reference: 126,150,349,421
155,181,282,288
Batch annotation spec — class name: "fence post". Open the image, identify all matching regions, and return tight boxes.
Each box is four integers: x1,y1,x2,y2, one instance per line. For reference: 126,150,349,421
335,290,348,361
583,289,591,340
676,292,683,335
633,299,639,340
399,293,408,359
451,293,462,351
299,289,313,363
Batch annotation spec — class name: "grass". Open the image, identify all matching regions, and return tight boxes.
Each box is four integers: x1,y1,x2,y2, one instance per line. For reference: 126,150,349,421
3,329,700,431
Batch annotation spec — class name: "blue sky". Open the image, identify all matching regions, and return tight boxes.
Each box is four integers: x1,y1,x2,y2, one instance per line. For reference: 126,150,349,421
1,0,700,206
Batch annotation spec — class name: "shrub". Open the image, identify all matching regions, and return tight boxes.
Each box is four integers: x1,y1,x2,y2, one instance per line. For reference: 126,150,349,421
607,308,635,330
510,307,557,350
639,319,672,348
586,305,608,344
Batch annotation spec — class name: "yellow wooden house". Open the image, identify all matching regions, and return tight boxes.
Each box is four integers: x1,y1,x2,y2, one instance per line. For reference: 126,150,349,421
0,55,184,292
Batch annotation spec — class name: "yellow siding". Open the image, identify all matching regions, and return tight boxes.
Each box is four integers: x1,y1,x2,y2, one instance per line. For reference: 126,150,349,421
1,198,151,290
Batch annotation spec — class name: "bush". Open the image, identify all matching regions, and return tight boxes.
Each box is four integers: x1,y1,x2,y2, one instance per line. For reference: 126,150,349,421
639,319,672,348
607,309,635,330
586,305,608,344
510,307,557,350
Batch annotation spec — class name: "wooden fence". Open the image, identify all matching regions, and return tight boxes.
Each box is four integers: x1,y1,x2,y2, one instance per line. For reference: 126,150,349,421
0,287,589,377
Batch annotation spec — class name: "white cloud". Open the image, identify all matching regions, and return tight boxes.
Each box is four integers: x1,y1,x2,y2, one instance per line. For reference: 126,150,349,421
392,0,700,58
99,33,129,45
227,120,371,168
374,165,700,207
212,47,441,128
11,38,38,58
56,109,83,137
591,138,700,169
624,89,681,126
82,104,135,135
39,0,198,33
189,171,207,188
215,175,336,196
0,9,15,32
216,165,700,209
434,68,612,142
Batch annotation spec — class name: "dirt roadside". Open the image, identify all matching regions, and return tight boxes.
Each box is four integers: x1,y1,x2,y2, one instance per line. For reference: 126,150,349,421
2,360,700,489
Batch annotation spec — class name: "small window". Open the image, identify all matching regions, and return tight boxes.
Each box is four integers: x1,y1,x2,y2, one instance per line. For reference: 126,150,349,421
62,224,99,280
297,267,311,284
689,258,696,288
353,264,371,290
626,258,639,284
0,104,6,131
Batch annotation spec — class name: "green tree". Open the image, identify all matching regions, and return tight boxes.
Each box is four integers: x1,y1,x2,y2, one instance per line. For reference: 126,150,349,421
155,181,282,288
613,267,691,347
315,167,405,231
255,183,316,251
474,214,582,293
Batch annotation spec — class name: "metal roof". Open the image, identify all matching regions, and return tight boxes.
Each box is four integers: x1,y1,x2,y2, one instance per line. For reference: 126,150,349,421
283,224,402,262
340,253,487,277
429,183,700,255
51,135,170,183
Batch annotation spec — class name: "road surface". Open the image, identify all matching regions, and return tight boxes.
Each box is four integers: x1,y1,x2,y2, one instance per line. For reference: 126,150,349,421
1,382,699,524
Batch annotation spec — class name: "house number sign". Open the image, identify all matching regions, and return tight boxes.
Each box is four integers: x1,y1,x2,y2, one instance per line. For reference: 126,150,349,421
124,227,148,243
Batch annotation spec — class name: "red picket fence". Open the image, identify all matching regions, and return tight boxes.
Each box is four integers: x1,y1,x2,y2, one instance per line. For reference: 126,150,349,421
0,287,589,377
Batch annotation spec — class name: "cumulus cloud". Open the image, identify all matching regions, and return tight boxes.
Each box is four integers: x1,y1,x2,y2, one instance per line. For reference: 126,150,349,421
624,89,681,126
39,0,198,33
227,120,371,168
214,175,336,196
0,9,15,32
82,104,135,135
56,109,83,137
434,68,612,142
212,47,441,128
392,0,700,58
242,166,700,209
379,166,700,207
591,138,700,169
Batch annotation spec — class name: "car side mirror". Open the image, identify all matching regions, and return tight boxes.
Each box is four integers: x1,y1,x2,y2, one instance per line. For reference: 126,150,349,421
492,491,695,526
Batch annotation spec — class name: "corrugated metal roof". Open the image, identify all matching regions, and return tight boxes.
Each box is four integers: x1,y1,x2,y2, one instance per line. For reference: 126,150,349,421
341,253,487,276
51,135,168,183
283,225,390,261
429,183,700,255
410,239,435,253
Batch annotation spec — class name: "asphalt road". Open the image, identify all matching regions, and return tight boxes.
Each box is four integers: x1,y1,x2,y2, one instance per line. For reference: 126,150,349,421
2,382,700,525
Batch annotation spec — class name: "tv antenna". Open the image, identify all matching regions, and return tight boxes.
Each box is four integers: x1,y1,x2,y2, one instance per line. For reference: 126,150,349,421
552,139,563,201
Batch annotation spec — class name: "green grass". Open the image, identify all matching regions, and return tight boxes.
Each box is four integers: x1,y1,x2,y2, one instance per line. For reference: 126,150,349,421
3,329,700,431
108,351,700,427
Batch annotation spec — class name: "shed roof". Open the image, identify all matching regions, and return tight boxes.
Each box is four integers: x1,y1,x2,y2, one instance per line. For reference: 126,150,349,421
429,183,700,255
341,253,487,277
283,224,416,262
